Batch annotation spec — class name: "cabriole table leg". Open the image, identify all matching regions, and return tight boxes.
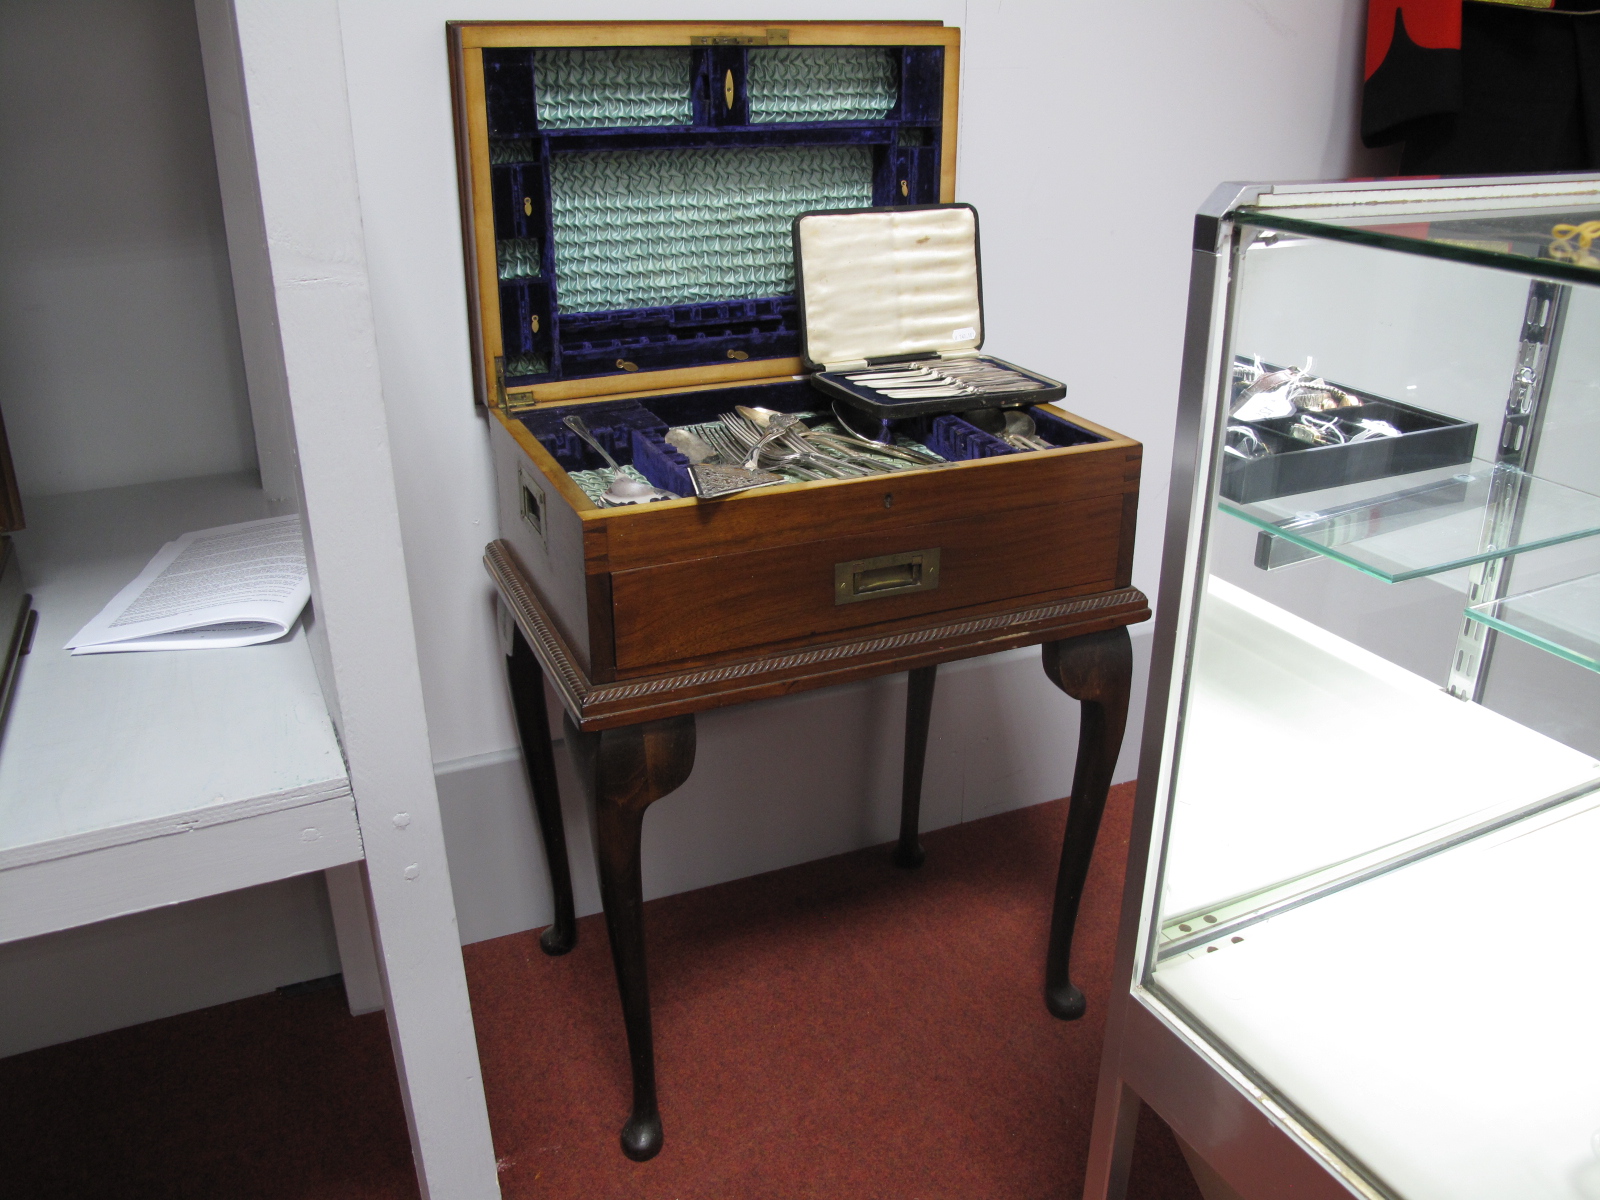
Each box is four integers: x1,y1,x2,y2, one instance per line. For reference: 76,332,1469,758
1040,627,1133,1020
508,626,577,955
564,711,697,1162
895,663,938,869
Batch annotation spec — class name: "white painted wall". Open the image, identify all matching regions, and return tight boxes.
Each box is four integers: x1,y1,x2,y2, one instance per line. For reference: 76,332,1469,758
1,0,1400,1055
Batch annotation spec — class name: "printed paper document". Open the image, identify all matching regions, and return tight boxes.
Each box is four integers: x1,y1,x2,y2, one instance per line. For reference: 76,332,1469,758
67,516,309,654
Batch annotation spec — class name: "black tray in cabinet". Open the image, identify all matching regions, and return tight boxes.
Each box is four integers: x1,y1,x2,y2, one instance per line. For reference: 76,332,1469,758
1221,372,1477,505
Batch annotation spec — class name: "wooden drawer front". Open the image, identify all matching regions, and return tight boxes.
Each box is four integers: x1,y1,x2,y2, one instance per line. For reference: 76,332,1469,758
610,493,1125,669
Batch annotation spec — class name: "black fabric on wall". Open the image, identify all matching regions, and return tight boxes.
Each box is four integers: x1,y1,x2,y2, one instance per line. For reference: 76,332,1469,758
1364,9,1462,147
1400,4,1600,174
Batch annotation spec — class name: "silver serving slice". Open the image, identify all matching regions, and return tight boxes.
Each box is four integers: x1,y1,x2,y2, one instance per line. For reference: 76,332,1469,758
687,462,788,498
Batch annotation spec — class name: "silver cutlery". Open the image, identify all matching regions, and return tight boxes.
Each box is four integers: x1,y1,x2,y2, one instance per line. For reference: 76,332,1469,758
827,402,944,462
665,427,717,464
720,411,873,477
686,423,797,495
964,407,1053,451
561,414,678,505
841,361,1043,399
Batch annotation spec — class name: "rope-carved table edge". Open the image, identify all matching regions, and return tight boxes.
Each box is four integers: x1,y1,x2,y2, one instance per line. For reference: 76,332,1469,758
484,538,1149,731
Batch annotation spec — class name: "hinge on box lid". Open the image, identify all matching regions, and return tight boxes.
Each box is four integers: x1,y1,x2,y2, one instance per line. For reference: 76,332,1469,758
492,355,539,415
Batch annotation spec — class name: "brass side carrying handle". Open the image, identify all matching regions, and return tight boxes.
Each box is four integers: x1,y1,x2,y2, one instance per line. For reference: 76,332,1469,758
834,549,941,605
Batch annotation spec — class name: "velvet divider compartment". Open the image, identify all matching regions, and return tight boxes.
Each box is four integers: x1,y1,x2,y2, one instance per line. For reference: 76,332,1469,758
480,43,947,389
515,381,1108,505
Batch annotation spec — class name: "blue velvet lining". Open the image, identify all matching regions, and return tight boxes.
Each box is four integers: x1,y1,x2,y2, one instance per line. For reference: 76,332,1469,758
480,45,946,387
517,382,1106,497
559,296,798,377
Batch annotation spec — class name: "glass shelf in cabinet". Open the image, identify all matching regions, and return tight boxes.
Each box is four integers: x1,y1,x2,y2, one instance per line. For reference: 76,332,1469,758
1218,461,1600,584
1239,202,1600,291
1467,572,1600,674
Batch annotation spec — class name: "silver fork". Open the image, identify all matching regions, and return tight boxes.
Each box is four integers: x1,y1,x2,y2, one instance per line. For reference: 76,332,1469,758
718,414,858,478
721,413,882,477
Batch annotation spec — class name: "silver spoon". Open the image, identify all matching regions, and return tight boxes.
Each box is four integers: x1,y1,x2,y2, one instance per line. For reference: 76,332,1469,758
561,414,677,505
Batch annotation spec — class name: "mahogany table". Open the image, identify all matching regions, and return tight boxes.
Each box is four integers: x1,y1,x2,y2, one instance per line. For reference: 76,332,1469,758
485,538,1149,1161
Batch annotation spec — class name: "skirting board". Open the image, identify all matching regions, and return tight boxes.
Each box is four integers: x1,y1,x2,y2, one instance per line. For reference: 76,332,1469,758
0,633,1149,1057
0,873,344,1059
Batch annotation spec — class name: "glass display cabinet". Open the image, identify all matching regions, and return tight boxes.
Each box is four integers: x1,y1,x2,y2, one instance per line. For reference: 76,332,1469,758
1085,175,1600,1200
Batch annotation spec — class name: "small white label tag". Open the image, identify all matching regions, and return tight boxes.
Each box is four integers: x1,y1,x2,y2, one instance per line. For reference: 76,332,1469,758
952,326,976,341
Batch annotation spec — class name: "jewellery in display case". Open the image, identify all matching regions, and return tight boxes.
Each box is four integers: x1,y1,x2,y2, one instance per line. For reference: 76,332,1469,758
1220,355,1476,503
1548,220,1600,268
1229,359,1361,422
1224,423,1272,460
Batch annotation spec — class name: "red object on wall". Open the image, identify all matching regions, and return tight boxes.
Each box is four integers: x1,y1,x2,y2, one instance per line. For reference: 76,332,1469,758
1366,1,1462,78
1363,0,1464,146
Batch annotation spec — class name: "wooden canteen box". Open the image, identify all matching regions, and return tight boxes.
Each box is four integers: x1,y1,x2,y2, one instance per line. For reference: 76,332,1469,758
448,20,1142,698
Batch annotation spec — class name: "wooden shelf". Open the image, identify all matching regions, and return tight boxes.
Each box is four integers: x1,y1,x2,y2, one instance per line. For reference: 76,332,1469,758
0,473,355,943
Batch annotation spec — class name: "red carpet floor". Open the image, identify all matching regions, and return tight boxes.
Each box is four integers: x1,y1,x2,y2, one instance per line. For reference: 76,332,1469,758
0,782,1203,1200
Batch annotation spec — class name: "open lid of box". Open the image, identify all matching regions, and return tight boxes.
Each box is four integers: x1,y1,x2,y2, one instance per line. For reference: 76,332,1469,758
793,203,983,371
448,22,961,410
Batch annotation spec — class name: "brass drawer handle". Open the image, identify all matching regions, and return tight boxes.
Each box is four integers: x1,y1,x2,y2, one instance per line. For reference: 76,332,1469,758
834,549,941,605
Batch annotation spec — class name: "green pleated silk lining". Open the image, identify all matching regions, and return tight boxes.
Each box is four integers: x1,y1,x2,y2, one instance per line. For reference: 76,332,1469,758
528,47,898,129
532,48,692,129
747,48,897,123
497,237,541,280
490,140,537,165
519,46,897,311
504,353,548,376
550,145,872,312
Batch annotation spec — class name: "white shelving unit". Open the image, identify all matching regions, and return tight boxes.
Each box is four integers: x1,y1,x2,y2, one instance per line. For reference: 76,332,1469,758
0,1,504,1195
0,475,359,944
